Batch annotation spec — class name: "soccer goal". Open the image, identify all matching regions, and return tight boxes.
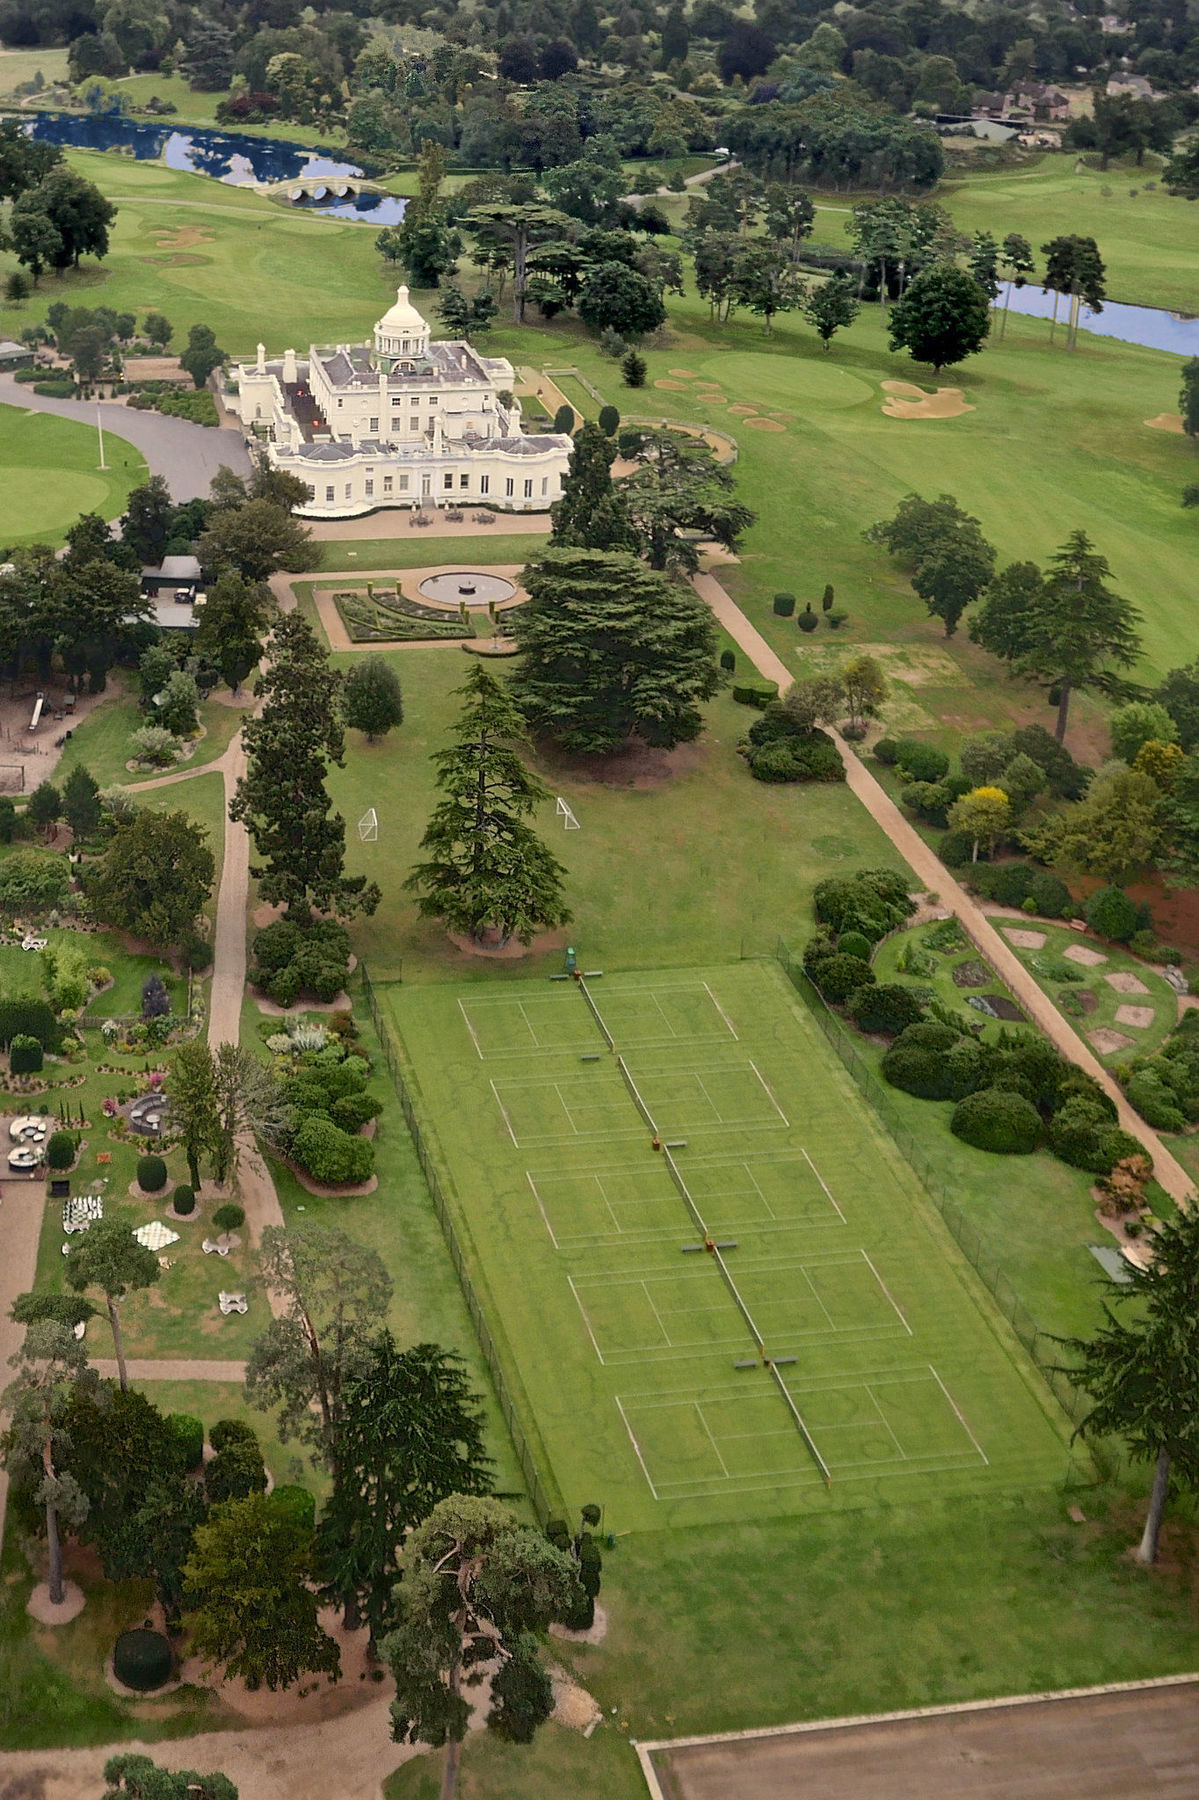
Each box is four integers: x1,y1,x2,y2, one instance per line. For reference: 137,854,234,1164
556,796,580,831
358,808,378,843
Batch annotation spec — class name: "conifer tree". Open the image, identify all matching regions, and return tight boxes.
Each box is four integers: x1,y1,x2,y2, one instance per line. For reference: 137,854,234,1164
549,421,639,554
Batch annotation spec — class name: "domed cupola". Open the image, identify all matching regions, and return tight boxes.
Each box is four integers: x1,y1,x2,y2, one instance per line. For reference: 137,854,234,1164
373,286,429,367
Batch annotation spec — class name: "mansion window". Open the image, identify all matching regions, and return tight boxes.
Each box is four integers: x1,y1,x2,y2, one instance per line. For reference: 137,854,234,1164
365,480,374,497
383,475,393,493
505,478,514,497
345,483,352,500
400,473,410,491
369,417,378,433
524,479,533,499
480,475,489,495
325,485,335,503
306,485,316,501
460,474,469,489
444,473,454,489
541,477,548,496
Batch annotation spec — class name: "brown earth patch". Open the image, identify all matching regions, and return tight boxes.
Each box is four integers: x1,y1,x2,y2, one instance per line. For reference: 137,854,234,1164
1063,943,1108,967
445,927,569,961
1114,1003,1155,1029
1146,412,1185,433
536,735,706,790
1105,970,1150,995
668,367,698,377
727,402,758,415
152,224,214,250
1089,1027,1135,1054
1003,927,1046,948
745,416,786,431
653,379,686,390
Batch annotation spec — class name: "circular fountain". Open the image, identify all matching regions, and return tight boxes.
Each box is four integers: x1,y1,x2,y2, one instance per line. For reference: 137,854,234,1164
417,571,517,609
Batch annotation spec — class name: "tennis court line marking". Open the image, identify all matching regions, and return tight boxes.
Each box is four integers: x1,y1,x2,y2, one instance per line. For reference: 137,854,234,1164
489,1078,518,1146
614,1393,660,1500
566,1272,608,1365
526,1171,560,1250
929,1363,990,1466
702,981,740,1040
802,1149,847,1224
457,998,485,1059
696,1401,731,1478
859,1251,912,1336
749,1058,789,1125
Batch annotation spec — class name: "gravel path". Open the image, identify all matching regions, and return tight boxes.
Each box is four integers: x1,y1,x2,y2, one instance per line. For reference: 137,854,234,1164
0,374,252,500
309,508,551,542
92,1358,247,1383
695,570,1194,1205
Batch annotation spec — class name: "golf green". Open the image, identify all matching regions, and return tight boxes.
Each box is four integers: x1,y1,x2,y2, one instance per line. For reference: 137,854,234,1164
0,405,146,547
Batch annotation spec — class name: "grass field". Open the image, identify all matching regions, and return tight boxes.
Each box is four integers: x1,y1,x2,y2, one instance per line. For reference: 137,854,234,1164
384,960,1070,1531
0,46,68,93
0,403,146,550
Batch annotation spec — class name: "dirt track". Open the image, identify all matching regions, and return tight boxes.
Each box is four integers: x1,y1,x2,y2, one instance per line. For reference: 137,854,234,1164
651,1680,1199,1800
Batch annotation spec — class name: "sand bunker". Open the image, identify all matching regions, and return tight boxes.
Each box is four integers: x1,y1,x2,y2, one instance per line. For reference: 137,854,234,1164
881,379,974,420
1115,1004,1155,1029
1089,1028,1134,1055
1063,943,1108,967
1105,971,1149,995
1145,412,1185,433
669,367,698,377
696,381,724,390
653,379,687,390
1003,928,1046,949
727,402,759,415
745,416,787,431
153,224,214,250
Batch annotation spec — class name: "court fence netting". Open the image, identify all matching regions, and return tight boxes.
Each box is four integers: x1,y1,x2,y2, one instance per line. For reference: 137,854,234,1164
361,953,1093,1523
361,962,559,1526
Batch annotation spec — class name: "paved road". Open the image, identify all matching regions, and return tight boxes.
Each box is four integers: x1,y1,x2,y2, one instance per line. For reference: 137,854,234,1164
0,373,252,500
695,571,1194,1204
649,1680,1199,1800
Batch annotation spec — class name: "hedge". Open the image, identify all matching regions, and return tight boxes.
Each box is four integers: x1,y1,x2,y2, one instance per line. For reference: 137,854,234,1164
950,1087,1042,1154
837,929,872,963
811,952,875,1004
772,592,796,616
0,997,61,1051
293,1114,375,1185
9,1034,44,1074
893,739,950,783
46,1130,75,1170
847,981,926,1036
732,680,779,708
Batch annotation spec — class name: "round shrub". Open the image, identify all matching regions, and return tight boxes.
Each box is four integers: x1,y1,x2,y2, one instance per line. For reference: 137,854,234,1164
797,610,819,632
813,953,875,1004
873,738,899,765
113,1628,173,1692
266,966,302,1008
837,930,872,963
167,1412,204,1470
137,1153,167,1193
211,1202,245,1232
9,1034,43,1074
1085,885,1138,943
172,1184,195,1216
205,1441,267,1504
747,742,802,783
209,1417,258,1453
597,404,620,435
719,649,736,673
882,1041,951,1099
950,1087,1041,1154
292,1115,375,1185
772,592,796,617
793,737,845,782
46,1130,76,1171
847,982,926,1036
893,739,950,784
269,1484,316,1531
1050,1098,1120,1172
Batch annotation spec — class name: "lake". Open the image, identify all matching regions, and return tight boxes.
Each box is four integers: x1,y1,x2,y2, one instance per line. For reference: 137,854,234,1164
996,281,1199,357
14,110,408,224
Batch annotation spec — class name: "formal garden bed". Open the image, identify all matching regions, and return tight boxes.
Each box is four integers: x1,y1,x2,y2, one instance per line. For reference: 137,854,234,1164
330,586,473,644
993,919,1178,1069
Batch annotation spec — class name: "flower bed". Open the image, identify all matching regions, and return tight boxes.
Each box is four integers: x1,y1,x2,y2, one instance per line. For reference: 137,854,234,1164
332,588,471,644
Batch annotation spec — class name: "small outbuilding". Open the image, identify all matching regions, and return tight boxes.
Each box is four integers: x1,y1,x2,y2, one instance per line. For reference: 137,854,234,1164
0,340,35,371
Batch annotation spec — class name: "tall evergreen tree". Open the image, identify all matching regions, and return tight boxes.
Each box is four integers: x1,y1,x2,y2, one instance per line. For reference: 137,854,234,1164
1059,1203,1199,1564
1011,530,1141,741
232,614,380,920
383,1496,580,1800
121,476,175,565
194,569,273,695
549,421,639,553
512,548,722,753
1,1319,95,1605
317,1334,492,1640
969,560,1045,666
617,427,755,574
168,1037,221,1189
405,666,570,946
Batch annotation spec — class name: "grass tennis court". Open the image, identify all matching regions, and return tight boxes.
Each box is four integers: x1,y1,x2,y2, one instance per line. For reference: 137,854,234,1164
384,961,1072,1529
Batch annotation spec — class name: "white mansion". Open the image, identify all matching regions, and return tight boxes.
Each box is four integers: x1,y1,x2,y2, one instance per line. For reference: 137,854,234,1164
228,287,573,520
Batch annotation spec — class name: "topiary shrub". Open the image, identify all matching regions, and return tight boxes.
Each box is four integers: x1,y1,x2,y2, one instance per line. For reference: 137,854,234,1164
813,953,875,1004
950,1087,1041,1154
893,739,950,784
848,982,926,1037
797,608,818,632
1086,885,1138,943
597,403,620,435
137,1153,167,1193
269,1484,316,1531
837,930,872,963
9,1034,43,1074
167,1412,204,1470
719,649,736,672
732,680,779,708
772,592,796,617
172,1184,195,1215
873,738,899,765
211,1202,245,1232
113,1628,173,1692
46,1130,75,1171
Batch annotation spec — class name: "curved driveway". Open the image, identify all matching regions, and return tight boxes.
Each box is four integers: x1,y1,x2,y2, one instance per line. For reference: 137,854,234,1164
0,373,252,501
